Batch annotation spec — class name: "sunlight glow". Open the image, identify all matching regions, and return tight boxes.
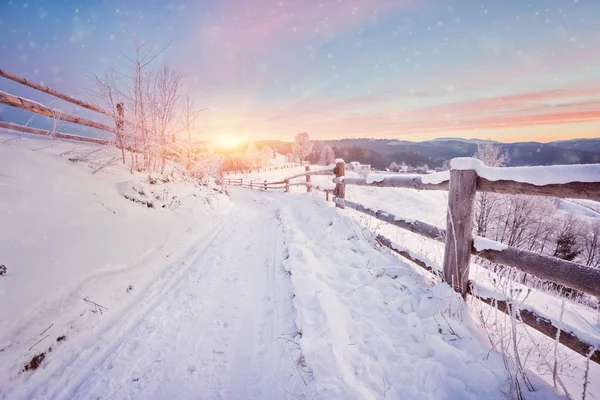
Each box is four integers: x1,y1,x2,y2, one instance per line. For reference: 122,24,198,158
214,135,244,150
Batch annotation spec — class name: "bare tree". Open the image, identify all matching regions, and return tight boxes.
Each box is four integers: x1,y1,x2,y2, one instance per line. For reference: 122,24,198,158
180,89,207,172
260,146,273,167
292,132,313,165
319,145,335,166
582,220,600,269
473,142,509,236
245,143,259,168
147,64,183,173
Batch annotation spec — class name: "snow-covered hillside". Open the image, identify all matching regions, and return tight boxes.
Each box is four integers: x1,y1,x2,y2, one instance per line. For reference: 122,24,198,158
0,135,570,399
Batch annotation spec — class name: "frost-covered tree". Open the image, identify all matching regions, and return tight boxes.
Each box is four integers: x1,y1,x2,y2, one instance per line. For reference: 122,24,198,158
245,143,259,167
319,145,335,165
473,142,508,167
389,162,399,172
553,215,582,261
582,220,600,268
292,132,313,165
473,143,509,236
260,146,273,166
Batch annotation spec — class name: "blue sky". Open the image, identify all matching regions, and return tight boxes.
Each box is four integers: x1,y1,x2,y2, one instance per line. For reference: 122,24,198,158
1,0,600,143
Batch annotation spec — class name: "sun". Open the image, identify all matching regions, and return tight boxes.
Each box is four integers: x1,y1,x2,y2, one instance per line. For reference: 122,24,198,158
214,135,244,150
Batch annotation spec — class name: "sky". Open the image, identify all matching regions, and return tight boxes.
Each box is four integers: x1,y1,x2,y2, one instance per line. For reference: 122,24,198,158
1,0,600,144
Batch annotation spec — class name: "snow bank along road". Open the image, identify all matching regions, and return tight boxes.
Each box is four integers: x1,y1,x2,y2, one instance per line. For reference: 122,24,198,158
3,188,557,399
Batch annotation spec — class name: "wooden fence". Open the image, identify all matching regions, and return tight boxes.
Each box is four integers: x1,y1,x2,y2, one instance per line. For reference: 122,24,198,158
222,159,600,364
0,68,124,146
223,163,300,176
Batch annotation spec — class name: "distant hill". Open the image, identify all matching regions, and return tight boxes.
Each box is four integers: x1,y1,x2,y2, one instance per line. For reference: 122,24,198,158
251,137,600,169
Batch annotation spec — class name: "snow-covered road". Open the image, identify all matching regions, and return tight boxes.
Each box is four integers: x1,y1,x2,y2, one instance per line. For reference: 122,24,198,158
4,183,557,400
26,195,304,399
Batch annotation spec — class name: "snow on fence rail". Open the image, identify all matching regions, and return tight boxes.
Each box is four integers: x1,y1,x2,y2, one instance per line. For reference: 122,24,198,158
223,158,600,364
337,158,600,201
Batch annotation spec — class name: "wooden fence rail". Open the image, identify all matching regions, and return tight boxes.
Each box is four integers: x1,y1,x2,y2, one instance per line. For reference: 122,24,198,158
337,174,600,201
0,121,112,146
0,90,115,133
223,157,600,364
332,197,600,298
0,68,109,116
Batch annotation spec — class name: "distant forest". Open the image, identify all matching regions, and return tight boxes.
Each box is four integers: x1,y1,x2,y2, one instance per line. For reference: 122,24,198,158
255,137,600,169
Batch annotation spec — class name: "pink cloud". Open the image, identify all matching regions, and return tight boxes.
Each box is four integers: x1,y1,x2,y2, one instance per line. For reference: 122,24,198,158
249,86,600,137
414,87,600,117
197,0,417,54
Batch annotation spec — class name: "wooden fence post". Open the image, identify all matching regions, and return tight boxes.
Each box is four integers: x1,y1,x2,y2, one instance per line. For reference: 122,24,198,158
326,190,330,201
305,165,311,192
285,179,289,193
250,180,253,189
264,180,267,191
335,160,345,209
115,103,125,163
442,168,478,298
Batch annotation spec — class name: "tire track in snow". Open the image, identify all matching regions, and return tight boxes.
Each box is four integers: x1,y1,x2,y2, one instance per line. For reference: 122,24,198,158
26,195,303,400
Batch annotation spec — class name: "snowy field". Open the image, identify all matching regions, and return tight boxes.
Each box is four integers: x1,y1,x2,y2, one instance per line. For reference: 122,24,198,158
0,134,591,399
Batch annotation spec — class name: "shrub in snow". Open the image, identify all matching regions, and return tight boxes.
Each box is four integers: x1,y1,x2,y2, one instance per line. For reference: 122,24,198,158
0,265,6,276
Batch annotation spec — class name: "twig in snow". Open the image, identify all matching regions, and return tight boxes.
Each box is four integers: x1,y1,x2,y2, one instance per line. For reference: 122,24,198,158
59,147,76,157
352,280,377,292
382,377,391,398
32,144,55,152
28,334,50,351
83,297,108,314
582,346,596,400
438,312,461,339
2,136,22,144
39,323,54,336
552,300,565,389
0,173,15,178
284,342,307,386
281,388,304,398
92,157,118,174
276,337,301,347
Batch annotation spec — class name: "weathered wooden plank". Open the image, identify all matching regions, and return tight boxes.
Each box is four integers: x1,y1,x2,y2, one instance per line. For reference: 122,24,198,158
335,160,345,209
0,90,115,133
471,288,600,364
333,198,445,242
477,178,600,201
0,68,110,116
442,170,478,298
376,234,442,278
285,168,335,181
474,246,600,298
0,120,114,146
335,175,449,191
